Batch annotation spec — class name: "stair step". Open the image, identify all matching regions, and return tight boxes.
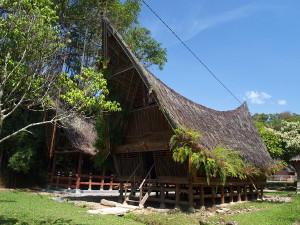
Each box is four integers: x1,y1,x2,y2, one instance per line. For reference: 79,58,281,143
125,199,140,203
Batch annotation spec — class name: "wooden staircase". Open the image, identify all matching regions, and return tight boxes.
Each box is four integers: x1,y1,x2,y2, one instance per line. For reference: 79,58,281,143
123,163,157,208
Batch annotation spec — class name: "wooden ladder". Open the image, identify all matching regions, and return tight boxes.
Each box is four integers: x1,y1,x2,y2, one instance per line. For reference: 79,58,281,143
123,163,157,208
138,163,156,208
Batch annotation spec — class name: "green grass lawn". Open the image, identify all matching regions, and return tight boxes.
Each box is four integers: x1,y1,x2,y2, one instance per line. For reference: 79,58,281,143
0,189,142,225
125,191,300,225
1,189,299,225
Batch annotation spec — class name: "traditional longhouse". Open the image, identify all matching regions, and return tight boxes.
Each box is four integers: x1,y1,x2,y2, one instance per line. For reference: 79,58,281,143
101,15,274,210
290,155,300,193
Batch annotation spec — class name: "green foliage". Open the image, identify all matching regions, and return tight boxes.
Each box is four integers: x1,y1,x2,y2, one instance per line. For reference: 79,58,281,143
255,121,284,159
169,128,259,184
125,26,167,70
58,67,121,113
53,0,166,75
0,0,62,105
0,108,48,187
93,100,128,168
253,113,300,162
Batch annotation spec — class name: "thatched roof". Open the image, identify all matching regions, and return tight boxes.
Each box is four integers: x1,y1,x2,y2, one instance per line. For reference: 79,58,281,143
291,155,300,162
59,116,96,156
102,15,273,168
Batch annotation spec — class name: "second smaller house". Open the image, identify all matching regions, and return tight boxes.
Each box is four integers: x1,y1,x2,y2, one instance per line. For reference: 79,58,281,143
47,115,117,191
290,155,300,193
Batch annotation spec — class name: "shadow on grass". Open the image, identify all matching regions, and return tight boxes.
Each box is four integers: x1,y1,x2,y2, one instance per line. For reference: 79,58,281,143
0,215,75,225
0,200,16,203
0,215,26,225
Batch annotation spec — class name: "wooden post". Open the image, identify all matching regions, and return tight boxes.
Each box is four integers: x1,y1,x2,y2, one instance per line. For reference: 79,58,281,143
88,173,92,190
76,153,83,190
160,184,166,209
100,169,105,190
130,182,136,197
188,184,195,212
255,184,259,199
200,185,205,210
56,171,60,187
250,185,254,200
119,182,124,203
229,185,234,203
211,186,216,207
109,175,113,190
244,185,248,201
100,176,104,190
68,172,72,189
220,186,225,204
237,185,241,202
174,184,180,209
50,155,57,186
260,185,264,199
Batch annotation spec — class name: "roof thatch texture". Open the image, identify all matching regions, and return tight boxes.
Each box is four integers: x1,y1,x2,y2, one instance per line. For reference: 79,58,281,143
291,155,300,162
102,16,273,168
60,116,96,156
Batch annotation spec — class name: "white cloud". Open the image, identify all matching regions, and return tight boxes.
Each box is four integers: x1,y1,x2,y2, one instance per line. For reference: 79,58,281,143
278,100,287,105
245,91,272,104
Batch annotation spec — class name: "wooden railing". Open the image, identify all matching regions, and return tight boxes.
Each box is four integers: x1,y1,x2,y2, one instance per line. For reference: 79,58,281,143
49,172,121,190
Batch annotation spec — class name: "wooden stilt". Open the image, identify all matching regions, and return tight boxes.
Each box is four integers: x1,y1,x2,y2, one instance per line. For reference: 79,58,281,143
175,184,180,209
237,185,241,202
200,185,205,210
211,186,216,207
260,185,264,199
255,185,259,199
68,172,72,189
50,155,57,186
188,184,195,212
119,182,124,203
250,185,254,200
109,176,113,190
160,184,166,208
130,182,136,197
56,171,60,187
88,173,92,190
244,185,248,201
229,185,234,203
166,184,169,199
220,186,225,204
75,153,83,190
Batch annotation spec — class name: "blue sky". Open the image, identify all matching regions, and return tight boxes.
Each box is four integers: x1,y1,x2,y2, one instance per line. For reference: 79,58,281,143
138,0,300,114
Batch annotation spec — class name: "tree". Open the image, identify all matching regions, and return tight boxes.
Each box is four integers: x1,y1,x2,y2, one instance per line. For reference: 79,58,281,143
0,0,120,144
253,113,300,162
0,0,167,144
271,121,300,162
255,121,284,159
53,0,167,74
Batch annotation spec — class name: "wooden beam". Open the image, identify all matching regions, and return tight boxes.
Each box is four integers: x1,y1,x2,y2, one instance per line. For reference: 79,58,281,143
200,185,205,210
188,184,195,212
211,187,216,207
229,185,234,203
175,184,180,209
237,186,241,202
244,185,248,201
76,152,83,190
220,186,225,204
160,184,166,209
50,155,57,186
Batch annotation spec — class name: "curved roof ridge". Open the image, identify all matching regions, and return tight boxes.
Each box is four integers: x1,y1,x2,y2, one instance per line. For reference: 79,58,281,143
146,68,246,115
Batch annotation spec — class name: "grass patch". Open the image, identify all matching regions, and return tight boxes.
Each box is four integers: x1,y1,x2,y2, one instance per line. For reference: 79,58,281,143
0,189,142,225
127,191,300,225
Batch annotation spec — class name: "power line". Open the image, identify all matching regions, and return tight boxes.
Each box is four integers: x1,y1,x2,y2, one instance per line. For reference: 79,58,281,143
141,0,243,105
